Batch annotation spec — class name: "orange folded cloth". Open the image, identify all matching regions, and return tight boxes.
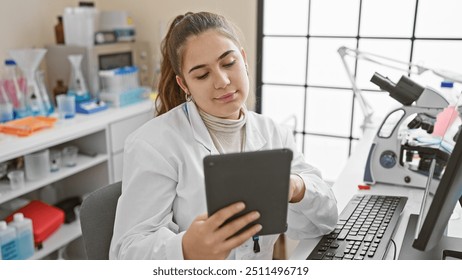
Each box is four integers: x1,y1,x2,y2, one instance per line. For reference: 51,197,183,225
0,116,57,137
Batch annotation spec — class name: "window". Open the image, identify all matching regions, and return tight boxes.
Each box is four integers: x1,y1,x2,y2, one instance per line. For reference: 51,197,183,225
257,0,462,183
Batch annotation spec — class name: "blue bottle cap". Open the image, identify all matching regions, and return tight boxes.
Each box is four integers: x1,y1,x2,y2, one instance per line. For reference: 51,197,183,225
4,59,16,65
441,81,454,88
5,59,16,65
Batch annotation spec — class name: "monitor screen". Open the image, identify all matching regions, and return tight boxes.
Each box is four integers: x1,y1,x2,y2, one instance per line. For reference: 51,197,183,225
412,94,462,252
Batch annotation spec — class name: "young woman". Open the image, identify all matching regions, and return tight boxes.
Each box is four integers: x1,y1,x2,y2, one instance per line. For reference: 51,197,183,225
109,11,338,260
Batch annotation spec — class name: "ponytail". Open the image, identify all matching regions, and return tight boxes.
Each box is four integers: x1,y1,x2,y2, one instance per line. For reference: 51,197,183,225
156,14,189,116
155,12,242,116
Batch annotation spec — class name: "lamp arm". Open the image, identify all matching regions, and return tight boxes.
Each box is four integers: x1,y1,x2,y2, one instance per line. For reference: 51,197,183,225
340,46,462,84
338,47,375,130
338,46,462,131
342,47,426,74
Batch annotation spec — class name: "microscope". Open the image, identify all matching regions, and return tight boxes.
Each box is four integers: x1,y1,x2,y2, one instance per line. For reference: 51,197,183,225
363,73,460,188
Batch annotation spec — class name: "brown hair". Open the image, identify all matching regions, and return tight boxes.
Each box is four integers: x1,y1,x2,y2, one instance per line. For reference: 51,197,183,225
156,12,242,116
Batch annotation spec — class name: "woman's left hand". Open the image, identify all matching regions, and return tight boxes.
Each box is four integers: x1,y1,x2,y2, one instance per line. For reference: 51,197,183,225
288,174,305,203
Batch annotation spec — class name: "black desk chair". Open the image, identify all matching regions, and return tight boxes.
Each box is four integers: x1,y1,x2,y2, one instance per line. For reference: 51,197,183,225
79,181,121,260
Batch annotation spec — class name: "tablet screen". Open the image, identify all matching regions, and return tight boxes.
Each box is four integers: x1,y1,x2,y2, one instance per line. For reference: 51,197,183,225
203,148,293,235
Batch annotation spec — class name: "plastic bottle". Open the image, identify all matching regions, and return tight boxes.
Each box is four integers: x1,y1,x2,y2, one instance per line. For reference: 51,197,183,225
0,220,19,260
8,213,34,259
0,83,14,122
3,59,29,118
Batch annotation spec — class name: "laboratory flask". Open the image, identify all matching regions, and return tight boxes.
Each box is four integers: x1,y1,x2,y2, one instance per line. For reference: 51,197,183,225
0,83,14,122
9,49,48,116
36,70,54,115
67,55,91,102
3,59,29,117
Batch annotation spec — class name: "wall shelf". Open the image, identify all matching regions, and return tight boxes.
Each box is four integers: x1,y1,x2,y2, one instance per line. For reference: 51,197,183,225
0,154,108,205
0,100,154,259
31,219,82,260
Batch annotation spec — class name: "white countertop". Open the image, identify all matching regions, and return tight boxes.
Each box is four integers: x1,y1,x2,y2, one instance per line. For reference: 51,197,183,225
0,101,154,162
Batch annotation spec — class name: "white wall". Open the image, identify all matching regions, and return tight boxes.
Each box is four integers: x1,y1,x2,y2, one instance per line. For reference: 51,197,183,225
0,0,258,107
97,0,258,107
0,0,76,60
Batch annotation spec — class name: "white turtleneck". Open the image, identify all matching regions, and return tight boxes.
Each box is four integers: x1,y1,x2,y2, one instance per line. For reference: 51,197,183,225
199,108,247,154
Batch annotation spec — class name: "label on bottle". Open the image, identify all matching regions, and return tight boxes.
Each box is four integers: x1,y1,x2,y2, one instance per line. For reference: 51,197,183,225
29,87,40,113
1,239,19,260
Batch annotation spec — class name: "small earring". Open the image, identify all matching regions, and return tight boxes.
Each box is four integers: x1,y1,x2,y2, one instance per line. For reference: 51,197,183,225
185,92,192,102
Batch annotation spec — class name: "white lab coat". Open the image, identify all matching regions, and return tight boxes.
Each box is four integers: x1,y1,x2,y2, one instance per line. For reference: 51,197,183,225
109,101,338,260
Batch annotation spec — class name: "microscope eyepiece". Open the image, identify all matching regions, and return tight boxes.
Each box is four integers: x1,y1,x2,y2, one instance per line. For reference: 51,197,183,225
370,72,396,94
370,72,425,106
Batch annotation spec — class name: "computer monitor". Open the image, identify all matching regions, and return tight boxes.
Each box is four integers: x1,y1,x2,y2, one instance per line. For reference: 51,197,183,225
399,97,462,260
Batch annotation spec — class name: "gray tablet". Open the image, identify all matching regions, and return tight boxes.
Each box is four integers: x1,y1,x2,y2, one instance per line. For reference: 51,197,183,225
203,148,293,235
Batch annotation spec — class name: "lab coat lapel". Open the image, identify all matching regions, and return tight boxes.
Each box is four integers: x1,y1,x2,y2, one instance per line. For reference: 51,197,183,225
244,112,267,151
184,101,220,155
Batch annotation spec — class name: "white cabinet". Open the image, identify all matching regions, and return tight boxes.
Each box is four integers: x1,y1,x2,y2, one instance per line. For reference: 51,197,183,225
108,110,153,182
0,101,154,259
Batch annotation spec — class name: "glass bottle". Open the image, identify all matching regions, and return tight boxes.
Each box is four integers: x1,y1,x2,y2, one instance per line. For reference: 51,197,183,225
55,16,65,44
53,80,68,105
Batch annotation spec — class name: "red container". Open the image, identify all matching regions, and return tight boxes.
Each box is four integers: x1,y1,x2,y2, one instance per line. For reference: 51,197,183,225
6,200,65,248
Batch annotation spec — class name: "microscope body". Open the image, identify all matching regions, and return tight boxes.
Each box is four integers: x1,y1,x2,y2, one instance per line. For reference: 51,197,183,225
364,75,451,188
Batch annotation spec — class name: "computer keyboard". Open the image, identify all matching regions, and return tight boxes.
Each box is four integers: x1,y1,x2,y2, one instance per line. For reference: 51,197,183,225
307,194,407,260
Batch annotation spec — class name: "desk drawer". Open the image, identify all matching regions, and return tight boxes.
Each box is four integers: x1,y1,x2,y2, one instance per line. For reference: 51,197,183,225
109,111,152,153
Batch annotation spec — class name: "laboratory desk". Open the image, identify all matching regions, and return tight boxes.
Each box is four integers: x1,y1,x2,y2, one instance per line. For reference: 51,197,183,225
290,128,462,260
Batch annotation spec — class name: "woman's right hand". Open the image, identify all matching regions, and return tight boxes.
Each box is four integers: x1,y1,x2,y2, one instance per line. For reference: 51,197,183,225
182,202,262,259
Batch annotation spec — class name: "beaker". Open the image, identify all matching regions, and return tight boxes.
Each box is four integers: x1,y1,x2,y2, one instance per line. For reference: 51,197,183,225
24,149,50,180
9,49,48,116
36,70,54,115
62,146,79,167
67,55,91,102
7,170,25,190
56,95,76,119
